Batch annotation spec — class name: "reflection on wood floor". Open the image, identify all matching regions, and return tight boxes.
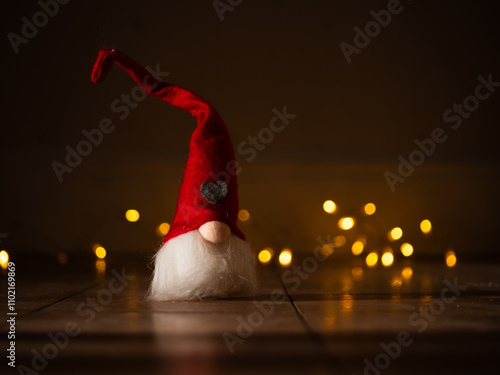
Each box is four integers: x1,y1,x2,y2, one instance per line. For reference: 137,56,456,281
2,255,499,375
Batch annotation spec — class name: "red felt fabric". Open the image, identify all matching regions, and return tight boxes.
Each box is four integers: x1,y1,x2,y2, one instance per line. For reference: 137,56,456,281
91,49,245,244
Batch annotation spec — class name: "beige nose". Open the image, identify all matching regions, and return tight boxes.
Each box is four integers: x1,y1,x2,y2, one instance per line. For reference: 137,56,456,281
199,221,231,244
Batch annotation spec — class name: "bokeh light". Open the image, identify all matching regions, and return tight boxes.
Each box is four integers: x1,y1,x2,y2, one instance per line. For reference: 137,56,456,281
388,227,403,241
381,251,394,267
446,250,457,267
279,249,292,266
96,259,106,275
352,267,363,278
420,219,432,234
238,209,250,222
341,296,353,311
402,267,413,280
94,246,107,259
334,235,346,247
320,243,334,257
338,217,355,230
156,222,170,236
351,240,364,255
366,252,378,267
400,243,414,257
364,203,376,215
0,250,9,270
258,248,273,264
125,209,140,222
392,277,402,287
323,200,337,214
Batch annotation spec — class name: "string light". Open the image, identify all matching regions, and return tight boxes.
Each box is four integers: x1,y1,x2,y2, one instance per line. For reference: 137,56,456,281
323,200,337,214
320,243,334,256
351,240,364,255
381,251,394,267
400,243,413,257
96,259,106,275
366,252,378,267
0,250,9,270
352,267,363,278
125,209,140,222
445,250,457,267
238,209,250,222
279,249,292,266
338,217,355,230
94,245,107,259
315,201,448,269
364,203,376,215
392,277,402,287
341,297,353,310
420,219,432,234
258,248,273,264
333,235,346,247
156,222,170,236
388,227,403,241
402,267,413,280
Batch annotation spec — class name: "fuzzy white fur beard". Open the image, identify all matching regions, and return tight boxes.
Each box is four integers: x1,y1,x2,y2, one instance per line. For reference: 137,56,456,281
149,230,257,301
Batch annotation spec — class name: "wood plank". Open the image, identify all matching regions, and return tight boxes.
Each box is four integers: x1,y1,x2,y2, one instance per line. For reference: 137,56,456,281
13,260,331,375
281,260,500,374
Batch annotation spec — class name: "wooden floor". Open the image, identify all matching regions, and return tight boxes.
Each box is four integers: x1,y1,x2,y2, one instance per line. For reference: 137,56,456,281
2,256,500,375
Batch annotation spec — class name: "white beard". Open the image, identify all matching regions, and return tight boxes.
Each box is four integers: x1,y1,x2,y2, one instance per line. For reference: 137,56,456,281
149,230,257,301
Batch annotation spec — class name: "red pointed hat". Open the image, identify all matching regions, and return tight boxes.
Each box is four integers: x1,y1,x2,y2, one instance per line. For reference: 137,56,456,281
91,49,244,244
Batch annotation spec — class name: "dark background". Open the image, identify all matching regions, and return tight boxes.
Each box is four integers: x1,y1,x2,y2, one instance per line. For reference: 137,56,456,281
1,0,499,260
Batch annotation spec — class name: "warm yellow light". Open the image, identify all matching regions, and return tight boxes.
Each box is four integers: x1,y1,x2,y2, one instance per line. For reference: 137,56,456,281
333,235,346,247
323,200,336,214
258,249,273,264
320,243,334,256
388,227,403,241
238,209,250,222
341,297,353,310
351,240,364,255
446,250,456,267
279,249,292,266
352,267,363,278
96,259,106,275
420,219,432,234
125,209,140,222
95,246,107,259
366,252,378,267
400,243,413,257
156,222,170,236
338,217,355,230
57,252,68,265
381,251,394,266
392,277,402,287
364,203,376,215
402,267,413,280
0,250,9,269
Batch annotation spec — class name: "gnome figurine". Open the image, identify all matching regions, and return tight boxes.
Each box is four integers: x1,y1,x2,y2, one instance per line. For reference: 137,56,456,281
91,49,257,300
